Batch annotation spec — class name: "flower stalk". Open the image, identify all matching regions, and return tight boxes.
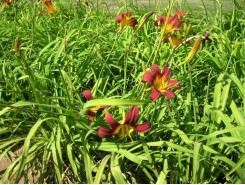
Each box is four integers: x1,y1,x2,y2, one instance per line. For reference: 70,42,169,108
152,0,175,65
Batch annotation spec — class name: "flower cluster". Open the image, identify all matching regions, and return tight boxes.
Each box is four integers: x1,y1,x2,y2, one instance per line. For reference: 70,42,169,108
154,10,187,48
81,63,181,140
80,9,204,141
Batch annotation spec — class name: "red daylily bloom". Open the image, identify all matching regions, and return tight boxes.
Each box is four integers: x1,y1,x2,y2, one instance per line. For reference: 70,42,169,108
82,90,108,123
2,0,11,9
98,106,151,141
45,0,56,14
116,12,138,31
142,64,180,101
154,10,186,36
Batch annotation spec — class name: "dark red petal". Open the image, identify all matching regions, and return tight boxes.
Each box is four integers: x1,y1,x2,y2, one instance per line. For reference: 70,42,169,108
154,19,159,27
125,106,139,125
151,64,161,74
88,117,93,123
101,105,110,109
105,112,120,128
163,37,170,43
175,10,186,18
161,90,176,99
82,90,93,101
132,122,151,133
178,20,187,27
129,18,138,28
162,66,171,80
159,16,166,24
125,11,131,18
142,71,154,85
168,79,180,89
86,109,96,117
116,14,123,23
98,127,115,138
176,83,181,90
169,16,179,27
149,88,161,101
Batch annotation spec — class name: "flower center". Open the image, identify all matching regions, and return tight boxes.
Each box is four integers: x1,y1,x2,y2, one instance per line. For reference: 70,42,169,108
119,112,126,125
162,22,174,35
118,112,133,141
153,75,168,92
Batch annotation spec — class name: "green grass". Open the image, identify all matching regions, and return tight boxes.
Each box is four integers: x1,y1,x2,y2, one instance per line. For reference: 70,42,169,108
0,0,245,183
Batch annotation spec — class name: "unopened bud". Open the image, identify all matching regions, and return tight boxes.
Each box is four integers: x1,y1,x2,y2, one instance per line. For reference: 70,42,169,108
178,36,202,66
13,37,20,53
135,12,155,33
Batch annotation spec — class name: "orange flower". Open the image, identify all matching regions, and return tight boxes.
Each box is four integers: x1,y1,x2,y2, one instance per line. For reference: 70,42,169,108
2,0,11,10
116,12,138,31
45,0,56,14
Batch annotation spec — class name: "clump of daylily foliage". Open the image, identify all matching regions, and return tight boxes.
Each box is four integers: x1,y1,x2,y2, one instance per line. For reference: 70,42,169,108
80,9,205,141
2,0,204,141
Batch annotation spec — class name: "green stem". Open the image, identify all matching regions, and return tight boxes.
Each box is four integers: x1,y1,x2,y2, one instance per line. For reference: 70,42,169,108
165,47,175,67
152,0,175,65
123,34,134,95
64,29,74,107
141,137,159,178
58,65,72,109
187,63,198,132
14,0,18,35
219,1,223,30
30,0,36,58
94,32,122,92
200,0,209,22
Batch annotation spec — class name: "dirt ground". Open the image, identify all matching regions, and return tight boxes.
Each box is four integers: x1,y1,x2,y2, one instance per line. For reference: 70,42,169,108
0,147,38,183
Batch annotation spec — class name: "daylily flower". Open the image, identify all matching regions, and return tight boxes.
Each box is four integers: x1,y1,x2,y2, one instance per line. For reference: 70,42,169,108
154,10,186,36
2,0,11,10
98,106,151,141
154,10,187,50
142,64,180,101
82,90,108,123
45,0,56,14
116,12,138,31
